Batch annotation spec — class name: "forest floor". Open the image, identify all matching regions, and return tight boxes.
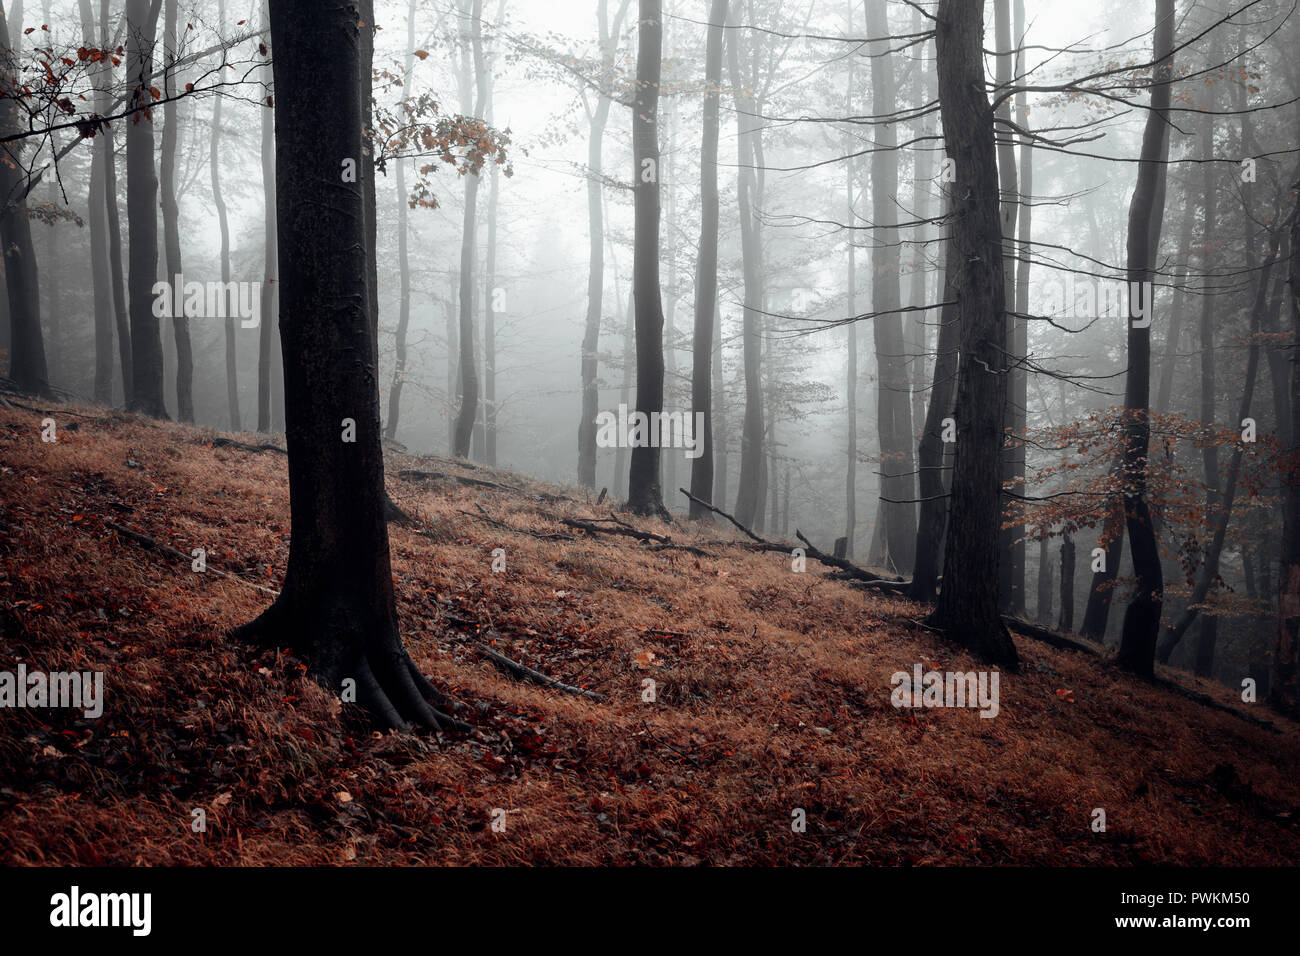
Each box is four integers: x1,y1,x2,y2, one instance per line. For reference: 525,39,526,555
0,398,1297,866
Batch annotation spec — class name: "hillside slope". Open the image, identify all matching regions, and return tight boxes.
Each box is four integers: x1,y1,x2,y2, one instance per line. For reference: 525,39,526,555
0,399,1297,865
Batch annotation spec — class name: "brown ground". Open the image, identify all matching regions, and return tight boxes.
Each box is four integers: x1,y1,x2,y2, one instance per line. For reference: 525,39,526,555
0,399,1296,865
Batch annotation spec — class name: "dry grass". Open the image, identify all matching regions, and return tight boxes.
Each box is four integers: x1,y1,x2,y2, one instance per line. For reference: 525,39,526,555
0,399,1297,866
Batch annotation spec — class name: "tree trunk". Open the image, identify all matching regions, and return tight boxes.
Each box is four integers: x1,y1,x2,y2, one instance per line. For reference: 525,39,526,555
930,0,1018,670
727,3,764,527
909,192,958,600
159,0,193,422
385,0,417,443
865,0,916,571
237,0,458,732
1058,534,1076,632
688,0,726,519
210,23,239,430
125,0,166,417
1113,0,1174,678
79,0,114,404
0,7,48,397
257,0,278,433
452,0,484,459
101,0,131,403
359,0,380,358
627,0,668,518
1271,178,1300,719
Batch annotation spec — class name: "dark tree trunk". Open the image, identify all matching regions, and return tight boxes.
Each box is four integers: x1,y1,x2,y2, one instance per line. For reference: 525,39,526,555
211,33,239,430
0,7,48,397
627,0,668,518
929,0,1018,670
237,0,459,733
688,0,727,519
1081,479,1123,640
125,0,166,417
101,0,131,403
79,0,113,403
359,0,380,357
160,0,193,422
257,0,278,433
1113,0,1174,678
1058,535,1076,632
1271,177,1300,720
909,193,959,600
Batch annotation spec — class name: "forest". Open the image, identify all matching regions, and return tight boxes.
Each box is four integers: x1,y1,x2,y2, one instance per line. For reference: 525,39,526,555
0,0,1298,882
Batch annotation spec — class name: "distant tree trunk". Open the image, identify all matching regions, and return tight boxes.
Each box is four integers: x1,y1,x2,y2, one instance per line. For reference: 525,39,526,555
125,0,166,417
578,0,627,487
482,0,506,466
1113,0,1174,679
627,0,668,518
1081,485,1123,639
1003,0,1031,614
1036,534,1052,624
930,0,1018,670
1057,534,1075,631
79,0,113,403
359,0,379,357
1157,175,1279,666
688,0,726,518
1156,192,1195,414
452,0,485,459
257,0,278,433
843,7,858,553
0,7,48,397
161,0,193,422
1271,178,1300,719
994,0,1022,614
909,193,959,601
865,0,917,571
237,0,458,732
727,4,764,527
385,0,417,442
210,24,238,430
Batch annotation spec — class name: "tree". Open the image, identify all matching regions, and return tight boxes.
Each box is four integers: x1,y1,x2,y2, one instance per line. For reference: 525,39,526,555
257,0,277,433
1272,173,1300,720
1112,0,1174,679
930,0,1018,670
124,0,166,417
0,4,48,397
384,0,417,444
77,0,114,404
236,0,460,733
688,0,727,519
627,0,668,518
452,0,485,459
865,0,917,573
159,0,194,422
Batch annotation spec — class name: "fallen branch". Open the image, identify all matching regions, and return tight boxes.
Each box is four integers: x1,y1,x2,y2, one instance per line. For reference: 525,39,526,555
678,487,767,543
398,469,519,493
472,643,605,701
104,520,280,596
1156,679,1279,734
458,504,576,541
794,529,899,584
211,437,287,455
1002,616,1102,656
561,515,666,544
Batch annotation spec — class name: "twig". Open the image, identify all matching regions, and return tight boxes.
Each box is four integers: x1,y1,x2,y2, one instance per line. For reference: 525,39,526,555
678,487,767,543
458,503,576,541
